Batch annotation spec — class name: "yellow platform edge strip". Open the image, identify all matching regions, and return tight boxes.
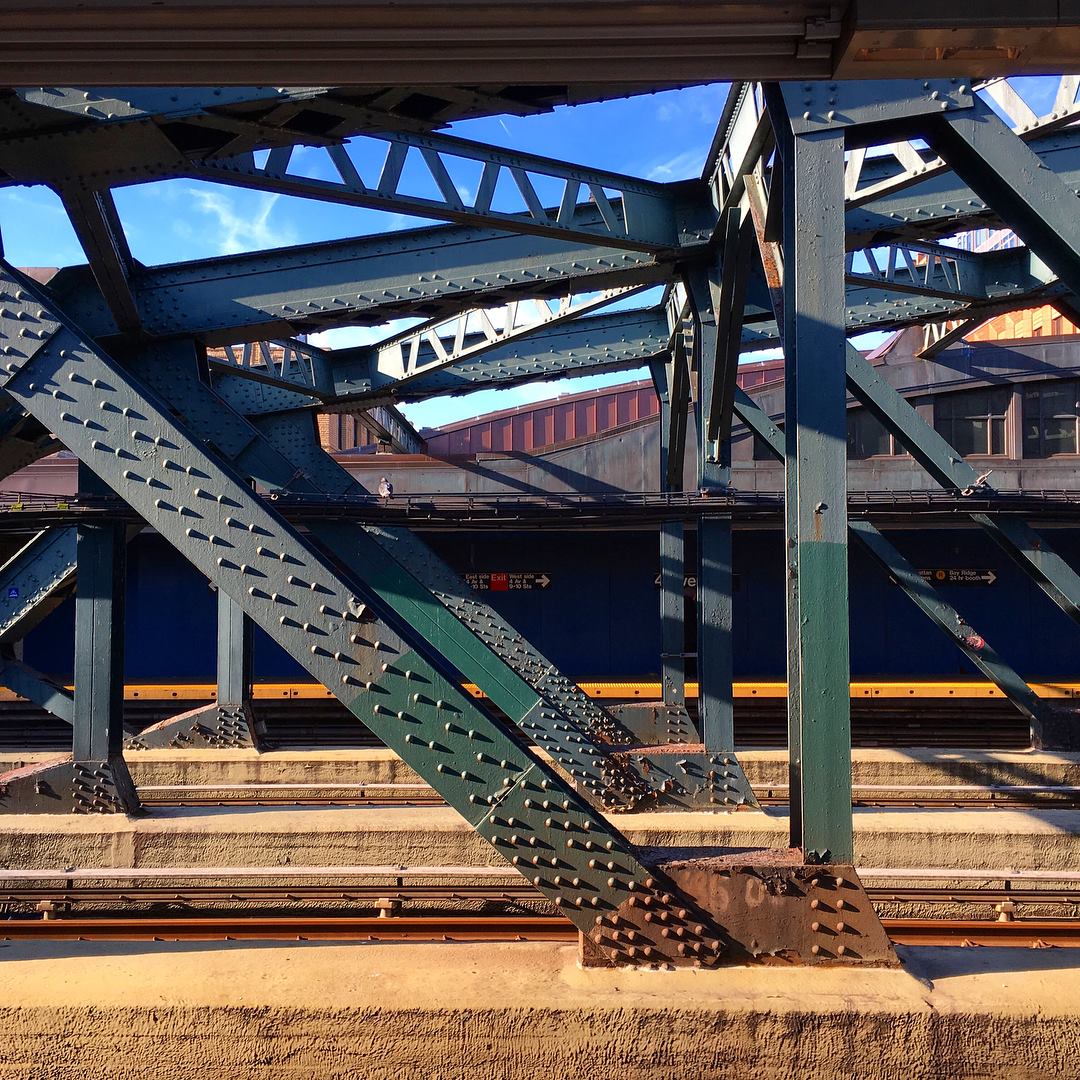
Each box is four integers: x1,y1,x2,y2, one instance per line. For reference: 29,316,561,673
3,680,1077,702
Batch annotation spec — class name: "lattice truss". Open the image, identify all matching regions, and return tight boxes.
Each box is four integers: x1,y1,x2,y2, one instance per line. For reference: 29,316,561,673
1,75,1080,966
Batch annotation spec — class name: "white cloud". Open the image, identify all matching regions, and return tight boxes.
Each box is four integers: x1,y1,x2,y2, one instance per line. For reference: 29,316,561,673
644,147,706,182
183,188,296,256
308,319,423,351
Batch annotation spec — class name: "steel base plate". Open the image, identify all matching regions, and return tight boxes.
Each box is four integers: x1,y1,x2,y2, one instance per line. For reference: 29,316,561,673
0,754,143,814
127,702,264,751
582,849,898,967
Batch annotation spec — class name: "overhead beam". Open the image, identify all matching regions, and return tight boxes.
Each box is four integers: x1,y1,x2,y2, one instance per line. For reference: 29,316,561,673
54,217,669,343
192,129,686,252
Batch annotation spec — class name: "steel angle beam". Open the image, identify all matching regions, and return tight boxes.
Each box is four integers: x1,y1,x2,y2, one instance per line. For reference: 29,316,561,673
131,345,673,810
0,266,733,964
847,122,1080,249
845,344,1080,627
53,217,670,344
12,86,328,129
360,286,649,392
706,208,754,443
686,261,737,754
0,403,60,482
847,520,1049,732
59,187,141,334
355,405,425,455
928,95,1080,303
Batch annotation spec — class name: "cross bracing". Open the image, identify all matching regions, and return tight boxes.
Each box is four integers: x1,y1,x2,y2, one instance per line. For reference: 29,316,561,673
3,67,1080,966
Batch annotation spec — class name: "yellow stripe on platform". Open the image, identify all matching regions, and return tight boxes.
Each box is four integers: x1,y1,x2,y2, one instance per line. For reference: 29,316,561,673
0,680,1075,703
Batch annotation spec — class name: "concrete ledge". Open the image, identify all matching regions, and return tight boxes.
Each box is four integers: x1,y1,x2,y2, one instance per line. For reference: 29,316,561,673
0,940,1075,1079
1,804,1079,872
4,747,1078,789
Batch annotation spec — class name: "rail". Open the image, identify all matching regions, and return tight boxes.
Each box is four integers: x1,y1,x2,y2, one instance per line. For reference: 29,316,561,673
2,910,1078,948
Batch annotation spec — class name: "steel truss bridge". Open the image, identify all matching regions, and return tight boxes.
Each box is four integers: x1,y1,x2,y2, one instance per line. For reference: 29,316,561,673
4,28,1080,965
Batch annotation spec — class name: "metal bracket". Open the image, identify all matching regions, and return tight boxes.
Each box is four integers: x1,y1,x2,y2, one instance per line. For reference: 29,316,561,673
127,702,263,751
604,750,757,812
0,755,141,815
605,702,700,746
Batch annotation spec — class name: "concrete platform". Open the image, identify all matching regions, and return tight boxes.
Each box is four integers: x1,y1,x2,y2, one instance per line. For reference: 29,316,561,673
1,803,1079,873
0,939,1075,1079
4,747,1079,789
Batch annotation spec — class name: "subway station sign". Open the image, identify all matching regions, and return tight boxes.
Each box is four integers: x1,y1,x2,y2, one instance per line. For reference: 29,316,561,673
465,571,551,591
918,568,998,586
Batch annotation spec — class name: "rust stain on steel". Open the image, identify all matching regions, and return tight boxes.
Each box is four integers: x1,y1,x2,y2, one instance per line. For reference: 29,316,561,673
585,850,898,967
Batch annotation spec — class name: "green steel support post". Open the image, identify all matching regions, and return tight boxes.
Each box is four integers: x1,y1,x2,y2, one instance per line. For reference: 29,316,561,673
217,589,252,709
689,263,736,753
781,118,853,864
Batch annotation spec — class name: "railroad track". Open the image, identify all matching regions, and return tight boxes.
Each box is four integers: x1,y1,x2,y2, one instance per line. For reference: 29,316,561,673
135,782,1080,810
3,911,1079,948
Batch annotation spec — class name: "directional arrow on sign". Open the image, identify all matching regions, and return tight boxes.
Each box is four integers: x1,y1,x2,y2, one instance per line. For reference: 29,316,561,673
917,568,998,586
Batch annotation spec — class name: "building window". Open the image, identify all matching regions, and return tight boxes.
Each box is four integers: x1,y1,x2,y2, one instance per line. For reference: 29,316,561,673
933,386,1010,456
1023,379,1080,457
847,408,895,458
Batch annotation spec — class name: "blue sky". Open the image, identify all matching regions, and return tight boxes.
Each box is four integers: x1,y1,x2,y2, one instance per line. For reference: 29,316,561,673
0,83,731,429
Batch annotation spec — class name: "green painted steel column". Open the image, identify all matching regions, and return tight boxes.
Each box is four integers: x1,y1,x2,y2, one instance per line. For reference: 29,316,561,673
691,264,736,753
217,589,252,708
72,473,126,764
783,122,853,863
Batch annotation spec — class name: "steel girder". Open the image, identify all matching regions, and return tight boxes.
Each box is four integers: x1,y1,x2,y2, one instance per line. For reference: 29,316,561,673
131,339,752,809
0,263,739,964
686,260,739,755
49,219,670,344
189,130,691,252
712,76,1080,247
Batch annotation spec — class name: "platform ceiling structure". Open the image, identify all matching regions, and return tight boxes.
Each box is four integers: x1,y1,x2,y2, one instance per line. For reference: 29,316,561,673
7,1,1080,84
3,4,1080,966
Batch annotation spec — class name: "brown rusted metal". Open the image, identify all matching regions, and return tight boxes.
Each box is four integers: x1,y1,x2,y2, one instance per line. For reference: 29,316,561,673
583,849,898,967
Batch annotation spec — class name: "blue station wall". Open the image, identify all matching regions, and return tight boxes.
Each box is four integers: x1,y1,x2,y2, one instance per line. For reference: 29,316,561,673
20,526,1080,683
